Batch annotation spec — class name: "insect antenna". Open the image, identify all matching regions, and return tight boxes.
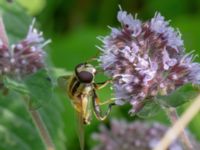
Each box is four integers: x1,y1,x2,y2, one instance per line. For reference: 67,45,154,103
86,51,100,64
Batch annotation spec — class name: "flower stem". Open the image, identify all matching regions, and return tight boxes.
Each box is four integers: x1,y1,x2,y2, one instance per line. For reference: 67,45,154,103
164,107,193,149
29,109,55,150
154,95,200,150
24,98,55,150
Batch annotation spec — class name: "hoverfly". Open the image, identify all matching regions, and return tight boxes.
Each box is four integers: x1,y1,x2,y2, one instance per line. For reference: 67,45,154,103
58,63,115,150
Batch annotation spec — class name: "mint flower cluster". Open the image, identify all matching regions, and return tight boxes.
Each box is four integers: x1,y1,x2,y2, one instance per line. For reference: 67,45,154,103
98,9,200,113
0,19,50,77
92,120,200,150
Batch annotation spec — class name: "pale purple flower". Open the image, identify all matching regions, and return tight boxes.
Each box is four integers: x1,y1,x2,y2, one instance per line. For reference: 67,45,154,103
98,8,200,113
0,19,50,77
92,119,200,150
150,13,183,52
117,10,142,37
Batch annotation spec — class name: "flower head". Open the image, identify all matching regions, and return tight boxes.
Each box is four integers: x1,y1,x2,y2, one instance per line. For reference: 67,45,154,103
0,19,50,77
92,120,200,150
98,9,200,113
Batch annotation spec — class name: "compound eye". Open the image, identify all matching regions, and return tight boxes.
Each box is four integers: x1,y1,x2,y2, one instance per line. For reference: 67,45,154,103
77,71,93,83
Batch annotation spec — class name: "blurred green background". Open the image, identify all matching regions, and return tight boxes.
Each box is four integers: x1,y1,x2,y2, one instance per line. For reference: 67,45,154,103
1,0,200,150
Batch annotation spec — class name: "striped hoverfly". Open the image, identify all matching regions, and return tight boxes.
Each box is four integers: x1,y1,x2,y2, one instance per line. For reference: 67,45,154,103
58,62,115,150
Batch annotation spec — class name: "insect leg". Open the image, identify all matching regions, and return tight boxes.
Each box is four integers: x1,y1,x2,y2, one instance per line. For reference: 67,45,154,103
98,98,116,106
86,52,100,63
93,80,115,105
92,89,115,121
93,80,111,90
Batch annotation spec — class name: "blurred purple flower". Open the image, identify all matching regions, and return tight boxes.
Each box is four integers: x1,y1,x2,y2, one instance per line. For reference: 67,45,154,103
98,8,200,113
92,119,200,150
0,18,50,77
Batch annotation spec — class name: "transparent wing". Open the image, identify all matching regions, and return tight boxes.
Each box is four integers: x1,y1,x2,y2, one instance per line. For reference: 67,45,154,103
74,110,85,150
58,74,85,150
57,75,71,91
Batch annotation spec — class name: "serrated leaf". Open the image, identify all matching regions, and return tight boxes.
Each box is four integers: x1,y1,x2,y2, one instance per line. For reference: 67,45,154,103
156,83,200,107
24,69,53,109
136,100,161,118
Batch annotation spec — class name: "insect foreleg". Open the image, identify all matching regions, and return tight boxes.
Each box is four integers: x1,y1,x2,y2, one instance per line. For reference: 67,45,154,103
93,80,111,90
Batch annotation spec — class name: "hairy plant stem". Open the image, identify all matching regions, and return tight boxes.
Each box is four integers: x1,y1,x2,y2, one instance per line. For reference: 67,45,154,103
24,98,55,150
165,107,193,150
29,110,55,150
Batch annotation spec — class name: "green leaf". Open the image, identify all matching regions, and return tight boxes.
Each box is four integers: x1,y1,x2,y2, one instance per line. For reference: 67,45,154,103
0,1,32,44
24,69,53,109
2,69,54,110
136,100,161,118
3,76,29,94
0,92,44,150
50,68,72,79
16,0,46,15
156,84,200,107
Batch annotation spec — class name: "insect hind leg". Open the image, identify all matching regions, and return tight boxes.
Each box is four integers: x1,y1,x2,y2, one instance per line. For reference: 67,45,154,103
99,98,116,106
92,90,115,121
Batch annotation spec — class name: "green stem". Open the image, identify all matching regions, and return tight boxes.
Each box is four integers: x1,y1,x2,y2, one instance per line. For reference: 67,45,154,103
165,107,193,150
29,110,55,150
24,98,55,150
